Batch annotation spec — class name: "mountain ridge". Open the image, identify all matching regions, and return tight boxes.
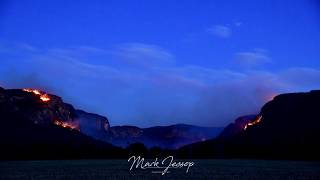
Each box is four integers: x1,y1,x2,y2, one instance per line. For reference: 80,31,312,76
0,87,222,150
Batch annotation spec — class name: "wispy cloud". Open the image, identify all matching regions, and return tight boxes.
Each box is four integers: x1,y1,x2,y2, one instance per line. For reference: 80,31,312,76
16,43,39,52
112,43,175,68
207,25,232,38
0,42,39,54
234,21,242,27
234,49,272,68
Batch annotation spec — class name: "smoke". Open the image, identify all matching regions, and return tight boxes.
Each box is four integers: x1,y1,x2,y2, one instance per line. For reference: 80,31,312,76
1,44,320,127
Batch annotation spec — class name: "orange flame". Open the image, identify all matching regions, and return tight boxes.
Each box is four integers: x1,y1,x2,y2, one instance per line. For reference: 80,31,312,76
40,94,50,102
244,115,262,130
54,120,79,131
23,88,51,102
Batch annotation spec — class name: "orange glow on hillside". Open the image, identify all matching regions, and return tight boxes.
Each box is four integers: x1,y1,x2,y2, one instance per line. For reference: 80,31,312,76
265,93,278,102
40,94,50,102
244,115,262,130
23,88,51,102
54,120,79,131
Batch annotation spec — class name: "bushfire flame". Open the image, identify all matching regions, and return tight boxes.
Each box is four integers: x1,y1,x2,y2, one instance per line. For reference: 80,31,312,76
54,120,79,131
244,115,262,130
23,88,51,102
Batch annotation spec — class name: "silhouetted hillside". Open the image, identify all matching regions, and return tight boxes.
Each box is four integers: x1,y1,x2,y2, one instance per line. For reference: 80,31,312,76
0,87,125,159
178,90,320,160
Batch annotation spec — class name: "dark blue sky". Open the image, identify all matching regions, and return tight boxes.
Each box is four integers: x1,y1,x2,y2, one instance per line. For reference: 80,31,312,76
1,0,320,127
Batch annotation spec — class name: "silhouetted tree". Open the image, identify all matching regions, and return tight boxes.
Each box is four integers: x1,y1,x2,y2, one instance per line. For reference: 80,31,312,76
126,143,148,157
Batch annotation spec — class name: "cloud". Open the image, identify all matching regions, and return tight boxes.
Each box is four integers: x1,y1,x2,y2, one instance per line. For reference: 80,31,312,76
0,42,39,54
112,43,175,68
16,43,38,52
207,25,232,38
234,49,271,68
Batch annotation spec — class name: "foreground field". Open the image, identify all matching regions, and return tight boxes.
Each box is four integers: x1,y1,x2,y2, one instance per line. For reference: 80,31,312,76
0,159,319,180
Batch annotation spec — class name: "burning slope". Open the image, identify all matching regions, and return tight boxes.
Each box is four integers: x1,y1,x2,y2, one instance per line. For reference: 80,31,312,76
23,89,82,131
54,119,80,131
21,88,81,130
244,115,262,130
0,87,125,159
23,88,51,102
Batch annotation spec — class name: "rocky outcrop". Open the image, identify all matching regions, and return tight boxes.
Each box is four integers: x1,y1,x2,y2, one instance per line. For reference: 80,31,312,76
0,88,76,126
74,110,110,140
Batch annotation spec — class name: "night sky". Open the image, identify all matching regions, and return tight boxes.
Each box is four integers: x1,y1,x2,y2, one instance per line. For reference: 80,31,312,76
0,0,320,127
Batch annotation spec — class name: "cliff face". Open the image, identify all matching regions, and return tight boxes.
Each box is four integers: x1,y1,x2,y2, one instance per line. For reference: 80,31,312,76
75,110,110,140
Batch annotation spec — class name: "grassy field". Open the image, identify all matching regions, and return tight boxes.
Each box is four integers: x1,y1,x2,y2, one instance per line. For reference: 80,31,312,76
0,159,319,180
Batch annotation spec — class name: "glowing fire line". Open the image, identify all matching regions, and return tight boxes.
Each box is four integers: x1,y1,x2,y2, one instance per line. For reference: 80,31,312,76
244,115,262,130
23,88,51,102
54,120,79,131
